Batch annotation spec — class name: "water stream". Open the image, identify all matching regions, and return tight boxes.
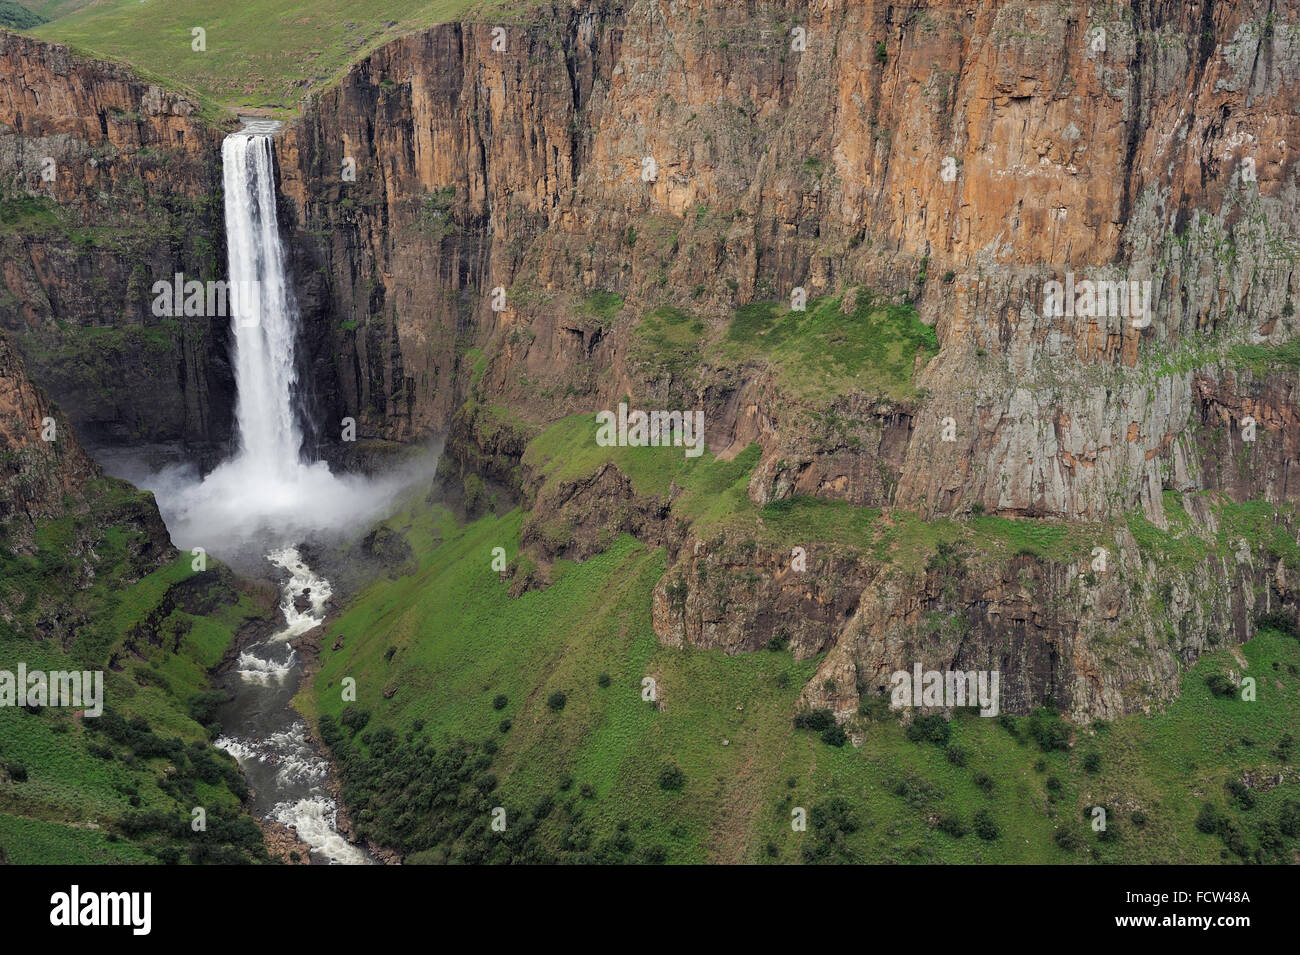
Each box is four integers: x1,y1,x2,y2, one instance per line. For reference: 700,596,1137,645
205,123,372,863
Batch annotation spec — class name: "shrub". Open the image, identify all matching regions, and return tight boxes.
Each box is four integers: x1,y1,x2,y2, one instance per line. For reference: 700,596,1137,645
973,772,995,793
938,813,968,837
946,744,968,766
1130,810,1147,827
1082,752,1102,773
1278,801,1300,837
793,709,836,732
1195,802,1222,834
597,673,611,688
906,714,951,746
1226,779,1255,811
765,632,790,652
641,845,668,864
1054,827,1082,850
546,691,567,712
1026,708,1070,751
1205,673,1235,697
857,694,893,721
492,694,509,710
498,718,512,733
339,705,370,733
1254,610,1299,639
820,724,848,747
972,809,1000,840
658,765,686,792
6,762,27,783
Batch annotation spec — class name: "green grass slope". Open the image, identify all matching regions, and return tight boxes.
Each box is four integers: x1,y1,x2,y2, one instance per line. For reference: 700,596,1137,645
30,0,530,112
0,479,272,864
308,454,1300,863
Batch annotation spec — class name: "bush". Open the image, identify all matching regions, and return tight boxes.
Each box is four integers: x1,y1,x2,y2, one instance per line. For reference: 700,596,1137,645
937,813,968,838
820,724,848,747
1054,827,1082,850
1026,708,1071,751
997,712,1023,741
1254,610,1299,639
6,762,27,783
339,706,370,733
793,709,836,732
857,694,893,721
1205,673,1236,698
945,744,968,766
658,765,685,792
972,808,1000,840
498,718,512,733
1226,779,1255,811
641,845,668,864
597,673,611,688
1195,802,1222,834
905,714,951,746
1082,751,1102,773
1278,801,1300,837
546,691,567,712
1130,810,1147,828
973,772,995,793
492,694,509,710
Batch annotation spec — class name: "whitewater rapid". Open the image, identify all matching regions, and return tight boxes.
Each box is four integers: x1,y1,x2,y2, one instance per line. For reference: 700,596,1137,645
216,547,370,865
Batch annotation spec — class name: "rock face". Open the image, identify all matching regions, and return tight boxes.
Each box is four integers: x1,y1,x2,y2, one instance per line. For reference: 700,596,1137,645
0,328,97,539
263,0,1300,722
5,3,1300,722
0,328,175,637
277,0,1299,516
0,30,235,459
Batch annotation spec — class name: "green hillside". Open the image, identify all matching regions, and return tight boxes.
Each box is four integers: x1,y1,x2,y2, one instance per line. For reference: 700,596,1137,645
0,479,272,864
29,0,531,113
304,439,1300,864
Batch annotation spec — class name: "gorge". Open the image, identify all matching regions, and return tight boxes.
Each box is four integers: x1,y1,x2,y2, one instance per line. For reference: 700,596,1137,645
1,0,1299,866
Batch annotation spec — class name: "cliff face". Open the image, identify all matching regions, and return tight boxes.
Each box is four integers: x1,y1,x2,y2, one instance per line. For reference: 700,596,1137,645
273,0,1300,721
0,327,174,641
4,3,1298,721
283,0,1299,518
0,30,234,458
0,328,97,536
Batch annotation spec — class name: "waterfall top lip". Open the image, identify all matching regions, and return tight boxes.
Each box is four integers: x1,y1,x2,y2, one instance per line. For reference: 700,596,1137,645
235,116,284,137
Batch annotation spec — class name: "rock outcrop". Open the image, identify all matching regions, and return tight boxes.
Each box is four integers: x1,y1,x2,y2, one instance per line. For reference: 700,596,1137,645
0,29,235,458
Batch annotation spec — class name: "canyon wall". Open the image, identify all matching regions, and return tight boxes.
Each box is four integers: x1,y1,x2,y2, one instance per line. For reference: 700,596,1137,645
281,0,1299,520
0,30,234,458
3,2,1299,721
274,0,1300,721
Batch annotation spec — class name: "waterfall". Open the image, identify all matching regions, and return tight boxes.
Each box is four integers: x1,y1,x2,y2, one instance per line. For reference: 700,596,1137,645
105,120,435,566
221,131,304,476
